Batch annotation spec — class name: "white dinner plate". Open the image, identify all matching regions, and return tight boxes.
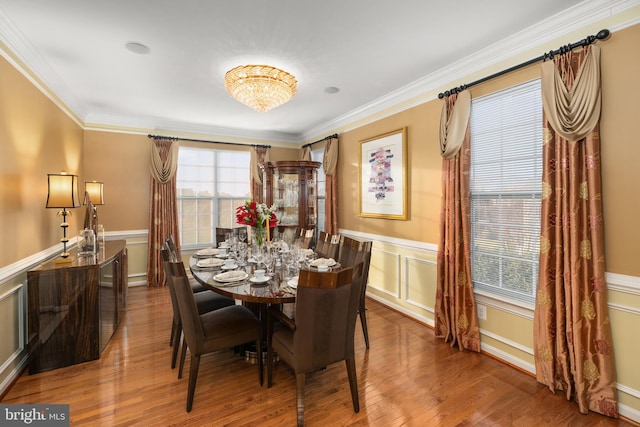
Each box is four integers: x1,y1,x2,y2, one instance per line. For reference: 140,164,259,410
195,248,219,257
213,271,248,283
287,276,299,288
310,258,337,267
196,258,225,268
221,264,238,270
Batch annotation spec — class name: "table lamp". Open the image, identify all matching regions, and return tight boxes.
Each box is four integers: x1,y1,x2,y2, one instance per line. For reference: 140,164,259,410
46,172,80,262
84,181,104,206
84,181,104,250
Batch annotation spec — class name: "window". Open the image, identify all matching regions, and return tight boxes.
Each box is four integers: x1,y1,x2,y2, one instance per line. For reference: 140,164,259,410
311,148,326,232
470,79,542,305
176,147,250,248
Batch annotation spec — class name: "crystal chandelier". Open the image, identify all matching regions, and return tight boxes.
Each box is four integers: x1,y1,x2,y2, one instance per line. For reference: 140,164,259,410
224,65,297,112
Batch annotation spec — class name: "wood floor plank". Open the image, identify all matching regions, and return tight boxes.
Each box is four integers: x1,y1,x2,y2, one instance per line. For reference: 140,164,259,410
1,286,636,426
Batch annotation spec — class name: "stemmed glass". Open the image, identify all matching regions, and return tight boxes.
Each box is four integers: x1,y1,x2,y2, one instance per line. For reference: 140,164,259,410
238,228,247,245
263,251,275,277
253,244,264,269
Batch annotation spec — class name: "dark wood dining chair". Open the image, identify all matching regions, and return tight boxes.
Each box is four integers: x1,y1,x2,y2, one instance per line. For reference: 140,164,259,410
161,245,235,371
315,231,340,260
299,228,315,249
165,235,208,293
266,266,362,426
165,256,263,412
338,236,373,348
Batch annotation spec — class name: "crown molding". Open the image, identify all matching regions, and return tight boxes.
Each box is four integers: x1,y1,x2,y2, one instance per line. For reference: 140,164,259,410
0,6,88,121
301,0,640,141
1,1,638,145
83,114,302,144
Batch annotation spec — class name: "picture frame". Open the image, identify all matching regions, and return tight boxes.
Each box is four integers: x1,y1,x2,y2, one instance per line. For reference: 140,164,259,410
359,127,408,220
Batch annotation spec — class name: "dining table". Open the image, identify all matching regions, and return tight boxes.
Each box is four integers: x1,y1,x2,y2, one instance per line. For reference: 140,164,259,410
189,247,317,364
188,255,297,305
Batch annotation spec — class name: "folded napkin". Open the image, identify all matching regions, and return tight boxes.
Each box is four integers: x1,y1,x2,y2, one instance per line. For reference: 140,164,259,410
300,248,314,256
196,258,224,268
196,247,219,256
281,285,297,295
215,270,247,281
311,257,336,267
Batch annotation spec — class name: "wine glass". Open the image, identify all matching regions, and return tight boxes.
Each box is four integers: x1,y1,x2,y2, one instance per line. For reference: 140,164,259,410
238,228,247,244
263,252,275,277
253,244,264,268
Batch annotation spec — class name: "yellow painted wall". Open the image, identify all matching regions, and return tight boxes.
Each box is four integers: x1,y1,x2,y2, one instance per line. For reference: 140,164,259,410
83,131,150,231
339,101,443,242
0,56,83,266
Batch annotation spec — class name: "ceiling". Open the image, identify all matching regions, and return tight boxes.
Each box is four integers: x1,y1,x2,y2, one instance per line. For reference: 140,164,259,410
0,0,611,144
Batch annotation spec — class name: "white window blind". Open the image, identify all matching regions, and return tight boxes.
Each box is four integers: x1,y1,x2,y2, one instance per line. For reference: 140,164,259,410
176,147,250,248
470,79,542,304
311,148,326,232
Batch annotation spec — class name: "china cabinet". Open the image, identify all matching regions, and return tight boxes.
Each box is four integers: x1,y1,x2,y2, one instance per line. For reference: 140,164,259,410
262,161,321,244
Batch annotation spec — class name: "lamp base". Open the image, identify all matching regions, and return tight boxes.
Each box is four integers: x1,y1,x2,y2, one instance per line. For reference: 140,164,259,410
54,256,73,265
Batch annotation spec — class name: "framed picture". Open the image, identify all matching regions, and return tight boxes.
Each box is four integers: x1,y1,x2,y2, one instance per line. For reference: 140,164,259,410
359,127,408,220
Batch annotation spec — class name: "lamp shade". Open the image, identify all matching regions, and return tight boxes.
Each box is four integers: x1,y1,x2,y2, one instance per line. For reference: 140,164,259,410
85,181,104,205
46,173,80,209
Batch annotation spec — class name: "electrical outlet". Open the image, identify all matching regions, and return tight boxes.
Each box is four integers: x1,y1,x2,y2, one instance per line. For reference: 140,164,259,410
477,304,487,321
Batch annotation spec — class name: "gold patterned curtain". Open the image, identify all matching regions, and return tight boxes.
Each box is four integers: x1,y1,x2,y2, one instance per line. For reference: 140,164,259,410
323,137,339,234
147,138,179,287
300,146,311,161
534,45,618,417
251,146,269,203
435,90,480,351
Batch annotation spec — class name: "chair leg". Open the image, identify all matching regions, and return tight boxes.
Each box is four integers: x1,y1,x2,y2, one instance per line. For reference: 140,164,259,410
296,373,306,427
345,358,360,413
178,340,188,379
170,321,176,347
186,354,201,412
171,324,182,369
359,304,370,349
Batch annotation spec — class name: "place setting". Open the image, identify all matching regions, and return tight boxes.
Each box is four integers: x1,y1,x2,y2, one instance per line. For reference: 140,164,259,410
193,247,220,258
308,257,339,271
193,257,225,270
280,275,298,295
210,270,249,286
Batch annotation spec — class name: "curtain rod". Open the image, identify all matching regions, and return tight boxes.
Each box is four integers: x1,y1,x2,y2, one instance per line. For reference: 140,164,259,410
438,29,610,99
301,133,339,149
147,134,271,149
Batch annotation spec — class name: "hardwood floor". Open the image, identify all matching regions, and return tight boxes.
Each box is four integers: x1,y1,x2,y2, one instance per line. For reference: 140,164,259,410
2,286,636,426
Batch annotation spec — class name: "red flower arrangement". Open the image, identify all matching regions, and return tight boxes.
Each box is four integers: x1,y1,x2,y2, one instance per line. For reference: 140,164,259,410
235,201,277,229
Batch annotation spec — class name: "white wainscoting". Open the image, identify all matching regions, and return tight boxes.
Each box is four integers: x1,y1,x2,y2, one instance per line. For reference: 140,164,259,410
339,228,640,422
0,282,27,394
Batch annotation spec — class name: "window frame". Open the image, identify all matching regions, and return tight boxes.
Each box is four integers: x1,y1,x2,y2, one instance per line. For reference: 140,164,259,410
311,148,326,233
176,146,251,250
469,78,543,307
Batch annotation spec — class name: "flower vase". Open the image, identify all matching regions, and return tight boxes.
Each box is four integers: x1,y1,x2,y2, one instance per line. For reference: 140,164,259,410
252,226,267,251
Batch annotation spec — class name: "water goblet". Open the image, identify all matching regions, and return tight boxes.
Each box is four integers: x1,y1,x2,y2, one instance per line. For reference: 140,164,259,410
264,252,275,277
238,228,247,244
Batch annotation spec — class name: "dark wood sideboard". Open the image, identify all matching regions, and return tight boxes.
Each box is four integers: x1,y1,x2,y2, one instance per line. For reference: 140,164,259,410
27,239,128,374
